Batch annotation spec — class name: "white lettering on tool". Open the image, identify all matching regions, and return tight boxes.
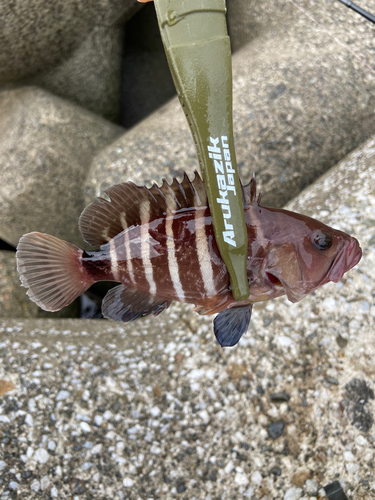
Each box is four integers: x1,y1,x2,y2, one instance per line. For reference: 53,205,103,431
207,136,237,247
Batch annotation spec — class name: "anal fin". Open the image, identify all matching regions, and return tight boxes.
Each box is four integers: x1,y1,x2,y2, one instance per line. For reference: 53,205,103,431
102,285,171,322
213,305,252,347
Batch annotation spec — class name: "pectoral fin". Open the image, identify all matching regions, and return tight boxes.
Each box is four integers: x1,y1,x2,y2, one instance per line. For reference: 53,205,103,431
102,285,171,322
213,305,252,347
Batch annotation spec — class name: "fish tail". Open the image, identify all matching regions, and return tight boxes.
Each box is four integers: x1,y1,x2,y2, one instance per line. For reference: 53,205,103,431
16,232,94,311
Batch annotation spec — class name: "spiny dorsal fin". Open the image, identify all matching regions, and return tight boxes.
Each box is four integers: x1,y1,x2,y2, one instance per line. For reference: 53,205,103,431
79,172,208,247
242,174,257,206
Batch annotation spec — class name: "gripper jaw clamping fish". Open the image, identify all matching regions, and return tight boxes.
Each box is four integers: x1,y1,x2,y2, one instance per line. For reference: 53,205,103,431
153,0,250,302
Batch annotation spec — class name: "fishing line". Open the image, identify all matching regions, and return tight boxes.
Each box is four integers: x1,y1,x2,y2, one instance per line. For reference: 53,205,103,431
338,0,375,24
286,0,375,75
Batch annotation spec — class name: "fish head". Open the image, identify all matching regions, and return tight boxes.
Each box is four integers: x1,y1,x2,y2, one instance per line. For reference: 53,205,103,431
258,208,362,303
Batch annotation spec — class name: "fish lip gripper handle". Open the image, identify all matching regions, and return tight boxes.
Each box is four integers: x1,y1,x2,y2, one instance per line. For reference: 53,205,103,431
154,0,250,301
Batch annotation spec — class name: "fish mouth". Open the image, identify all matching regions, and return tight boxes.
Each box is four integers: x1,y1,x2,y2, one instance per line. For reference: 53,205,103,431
328,237,362,283
263,238,362,304
347,238,362,268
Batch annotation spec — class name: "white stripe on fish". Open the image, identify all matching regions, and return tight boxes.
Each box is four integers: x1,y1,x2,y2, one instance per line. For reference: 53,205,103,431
165,200,185,302
140,200,156,295
195,208,216,297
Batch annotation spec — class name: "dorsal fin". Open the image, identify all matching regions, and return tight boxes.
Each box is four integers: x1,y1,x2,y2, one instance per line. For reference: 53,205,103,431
79,171,208,247
242,174,257,206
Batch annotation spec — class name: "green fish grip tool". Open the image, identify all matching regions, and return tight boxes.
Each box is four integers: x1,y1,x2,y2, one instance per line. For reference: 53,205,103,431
154,0,249,301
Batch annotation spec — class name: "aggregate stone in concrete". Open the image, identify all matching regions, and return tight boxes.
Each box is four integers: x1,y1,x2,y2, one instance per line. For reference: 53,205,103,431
0,251,79,320
0,0,140,84
0,87,122,248
28,26,124,122
87,0,375,208
0,137,374,498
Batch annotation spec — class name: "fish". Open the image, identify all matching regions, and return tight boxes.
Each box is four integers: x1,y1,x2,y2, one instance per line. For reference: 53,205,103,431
16,172,362,347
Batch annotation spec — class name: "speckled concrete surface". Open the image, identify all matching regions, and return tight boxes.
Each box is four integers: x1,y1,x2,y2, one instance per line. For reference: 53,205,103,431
0,0,139,84
227,0,375,55
0,87,122,248
28,26,124,122
0,137,374,499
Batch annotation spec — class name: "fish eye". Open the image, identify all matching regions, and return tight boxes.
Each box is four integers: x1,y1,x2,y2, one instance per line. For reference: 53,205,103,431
311,229,333,250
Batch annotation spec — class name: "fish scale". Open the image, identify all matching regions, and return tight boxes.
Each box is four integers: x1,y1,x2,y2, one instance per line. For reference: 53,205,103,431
16,173,362,347
106,204,224,304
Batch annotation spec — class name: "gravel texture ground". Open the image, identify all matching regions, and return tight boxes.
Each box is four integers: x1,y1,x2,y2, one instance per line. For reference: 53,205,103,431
0,138,374,499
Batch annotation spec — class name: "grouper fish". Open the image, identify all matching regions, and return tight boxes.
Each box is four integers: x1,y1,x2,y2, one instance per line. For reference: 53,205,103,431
16,173,362,347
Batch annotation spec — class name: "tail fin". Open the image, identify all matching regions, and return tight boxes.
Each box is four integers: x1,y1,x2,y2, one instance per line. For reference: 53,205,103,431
16,232,94,312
